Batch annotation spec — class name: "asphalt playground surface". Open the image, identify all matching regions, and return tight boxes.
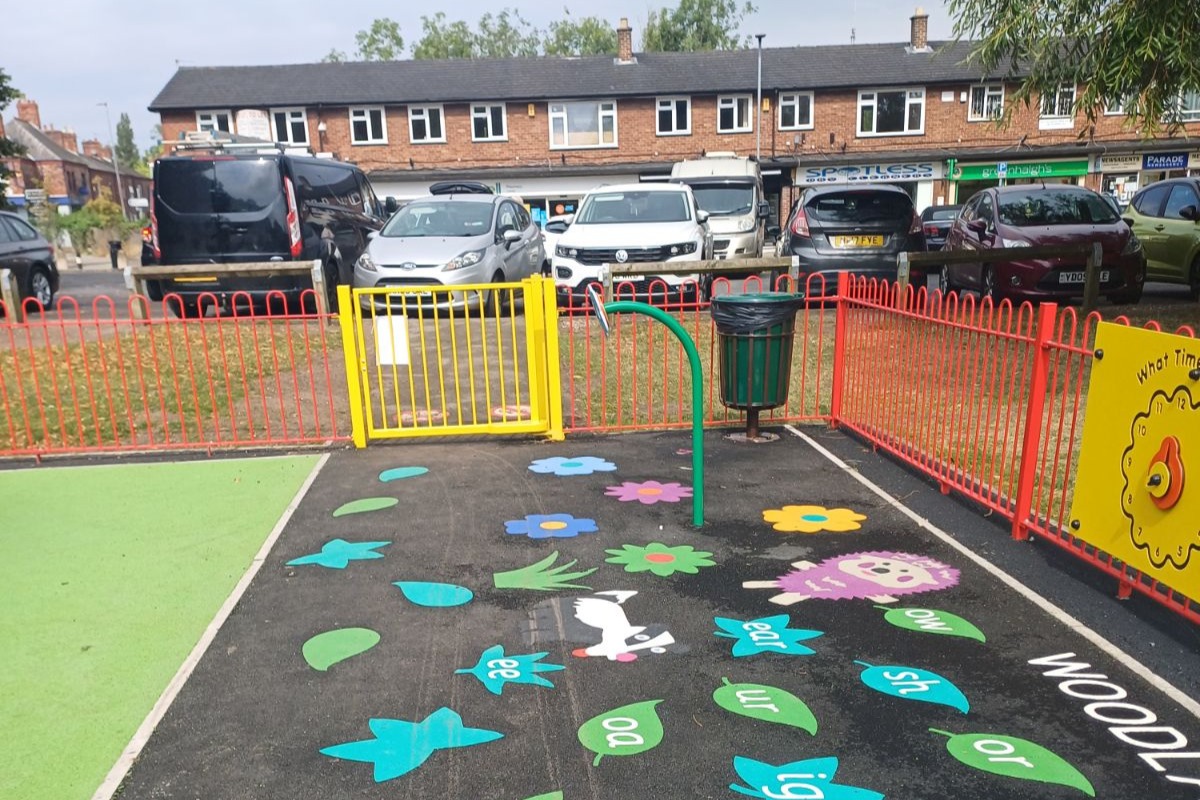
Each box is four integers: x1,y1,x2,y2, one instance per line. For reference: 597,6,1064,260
109,429,1200,800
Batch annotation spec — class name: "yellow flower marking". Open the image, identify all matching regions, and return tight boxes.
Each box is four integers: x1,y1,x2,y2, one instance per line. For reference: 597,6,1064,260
762,504,867,534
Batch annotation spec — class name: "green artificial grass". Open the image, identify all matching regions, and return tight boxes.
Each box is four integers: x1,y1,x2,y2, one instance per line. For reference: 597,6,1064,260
0,455,320,800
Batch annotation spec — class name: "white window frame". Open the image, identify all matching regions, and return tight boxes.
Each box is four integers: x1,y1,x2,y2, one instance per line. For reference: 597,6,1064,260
777,91,814,131
270,107,310,145
857,88,925,137
548,99,618,150
470,103,508,142
408,104,446,144
656,96,691,136
348,106,388,145
1177,90,1200,123
717,95,753,134
196,110,232,134
1038,85,1075,130
967,85,1004,122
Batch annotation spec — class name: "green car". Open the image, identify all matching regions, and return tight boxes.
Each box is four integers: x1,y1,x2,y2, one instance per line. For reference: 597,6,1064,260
1123,178,1200,299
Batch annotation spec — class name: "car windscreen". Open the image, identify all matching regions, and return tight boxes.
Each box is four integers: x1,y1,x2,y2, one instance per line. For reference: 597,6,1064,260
997,191,1120,227
157,159,282,213
926,207,960,221
380,200,494,237
688,184,755,216
805,191,912,224
577,191,692,224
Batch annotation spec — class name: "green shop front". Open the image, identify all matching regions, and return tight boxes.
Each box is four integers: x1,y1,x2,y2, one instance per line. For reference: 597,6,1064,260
948,159,1090,204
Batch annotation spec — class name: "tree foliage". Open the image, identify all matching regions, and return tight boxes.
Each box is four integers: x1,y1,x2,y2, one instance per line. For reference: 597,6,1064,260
949,0,1200,134
411,13,476,59
0,69,24,210
642,0,757,52
355,17,405,61
544,10,618,56
411,9,539,59
115,113,139,171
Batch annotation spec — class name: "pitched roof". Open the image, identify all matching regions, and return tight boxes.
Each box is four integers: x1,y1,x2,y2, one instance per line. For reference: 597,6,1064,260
6,118,90,165
149,41,1009,111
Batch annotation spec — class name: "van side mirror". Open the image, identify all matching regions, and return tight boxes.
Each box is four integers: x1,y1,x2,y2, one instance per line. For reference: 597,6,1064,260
757,200,771,219
767,224,782,241
384,196,399,214
697,209,710,224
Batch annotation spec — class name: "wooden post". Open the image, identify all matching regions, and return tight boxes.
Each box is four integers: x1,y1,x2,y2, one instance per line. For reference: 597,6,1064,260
895,251,911,310
310,259,329,318
1081,241,1103,317
602,262,613,303
0,268,23,323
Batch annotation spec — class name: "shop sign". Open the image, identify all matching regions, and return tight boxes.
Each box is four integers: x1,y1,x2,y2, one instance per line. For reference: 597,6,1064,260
1098,154,1141,172
799,161,942,185
1142,152,1188,170
952,159,1088,181
1190,152,1200,169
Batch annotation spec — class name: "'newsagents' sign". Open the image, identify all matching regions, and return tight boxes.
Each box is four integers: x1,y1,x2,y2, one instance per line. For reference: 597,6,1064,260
800,161,941,184
1142,152,1189,171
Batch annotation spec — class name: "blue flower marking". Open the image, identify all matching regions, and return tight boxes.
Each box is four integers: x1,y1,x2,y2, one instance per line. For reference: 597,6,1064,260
505,514,599,540
528,456,617,476
287,539,390,569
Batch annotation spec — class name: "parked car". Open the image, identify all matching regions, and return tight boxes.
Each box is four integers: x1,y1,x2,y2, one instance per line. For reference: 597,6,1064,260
920,204,963,250
776,184,927,295
940,185,1146,304
551,183,712,303
1122,178,1200,300
150,149,386,316
0,211,58,312
352,191,544,313
540,214,572,274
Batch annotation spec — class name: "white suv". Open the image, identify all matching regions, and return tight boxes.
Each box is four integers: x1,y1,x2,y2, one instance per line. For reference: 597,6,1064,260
552,183,712,302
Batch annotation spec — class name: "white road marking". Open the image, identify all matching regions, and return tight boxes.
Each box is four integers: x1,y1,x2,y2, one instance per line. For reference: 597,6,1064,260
785,424,1200,721
91,453,330,800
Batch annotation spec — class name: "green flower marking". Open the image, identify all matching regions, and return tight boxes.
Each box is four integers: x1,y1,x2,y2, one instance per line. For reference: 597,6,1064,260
604,542,715,577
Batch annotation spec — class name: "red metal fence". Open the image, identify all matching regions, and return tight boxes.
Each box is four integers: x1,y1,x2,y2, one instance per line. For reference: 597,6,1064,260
0,291,345,457
833,272,1198,624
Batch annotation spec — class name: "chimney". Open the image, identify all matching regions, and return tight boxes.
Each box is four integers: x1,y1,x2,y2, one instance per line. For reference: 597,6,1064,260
616,17,635,64
908,7,931,53
43,126,70,151
100,145,113,162
17,99,41,128
62,128,79,153
82,138,105,159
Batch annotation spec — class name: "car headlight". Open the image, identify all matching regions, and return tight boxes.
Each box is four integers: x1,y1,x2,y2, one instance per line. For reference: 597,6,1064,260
356,251,378,272
999,238,1030,248
738,217,756,232
555,244,579,259
667,241,698,256
1122,232,1143,254
444,249,485,271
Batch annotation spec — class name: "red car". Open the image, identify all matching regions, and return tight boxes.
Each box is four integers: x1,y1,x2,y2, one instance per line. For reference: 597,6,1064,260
941,185,1146,304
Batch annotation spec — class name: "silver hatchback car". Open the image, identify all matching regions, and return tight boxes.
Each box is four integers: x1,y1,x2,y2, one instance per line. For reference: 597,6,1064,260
353,192,544,311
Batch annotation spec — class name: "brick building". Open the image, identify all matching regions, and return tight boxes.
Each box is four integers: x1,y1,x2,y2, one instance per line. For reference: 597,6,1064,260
146,10,1200,221
2,99,152,217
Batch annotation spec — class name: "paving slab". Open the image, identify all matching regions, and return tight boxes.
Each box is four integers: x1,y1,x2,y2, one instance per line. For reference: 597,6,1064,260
111,430,1200,800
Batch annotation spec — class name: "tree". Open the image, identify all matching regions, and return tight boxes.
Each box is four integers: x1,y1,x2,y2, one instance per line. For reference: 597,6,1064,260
115,113,139,171
544,10,618,56
355,17,405,61
411,12,480,59
641,0,757,52
0,69,24,211
948,0,1200,134
411,8,540,59
321,48,347,63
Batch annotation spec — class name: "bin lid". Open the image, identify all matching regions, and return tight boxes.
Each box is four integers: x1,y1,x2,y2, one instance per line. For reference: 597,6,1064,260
710,292,804,305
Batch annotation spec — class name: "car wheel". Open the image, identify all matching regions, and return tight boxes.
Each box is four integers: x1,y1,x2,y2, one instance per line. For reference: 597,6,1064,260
937,264,953,295
26,266,54,310
1190,256,1200,301
981,265,1001,303
1107,284,1144,305
482,272,506,316
165,295,209,319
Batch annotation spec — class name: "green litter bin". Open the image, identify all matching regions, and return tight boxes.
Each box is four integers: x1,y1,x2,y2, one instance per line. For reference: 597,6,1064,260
711,292,806,437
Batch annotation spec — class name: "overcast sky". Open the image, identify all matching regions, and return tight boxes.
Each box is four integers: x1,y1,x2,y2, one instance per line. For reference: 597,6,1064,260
5,1,953,150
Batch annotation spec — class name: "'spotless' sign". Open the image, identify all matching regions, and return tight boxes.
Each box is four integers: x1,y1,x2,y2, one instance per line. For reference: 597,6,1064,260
800,162,940,184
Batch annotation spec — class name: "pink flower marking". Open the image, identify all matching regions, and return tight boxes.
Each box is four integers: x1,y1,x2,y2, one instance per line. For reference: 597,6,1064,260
604,480,694,505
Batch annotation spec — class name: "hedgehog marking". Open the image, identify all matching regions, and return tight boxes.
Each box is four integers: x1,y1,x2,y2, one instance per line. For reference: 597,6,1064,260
743,550,960,605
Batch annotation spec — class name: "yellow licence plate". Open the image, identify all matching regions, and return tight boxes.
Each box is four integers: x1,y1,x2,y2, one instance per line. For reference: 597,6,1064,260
173,276,218,283
830,235,884,248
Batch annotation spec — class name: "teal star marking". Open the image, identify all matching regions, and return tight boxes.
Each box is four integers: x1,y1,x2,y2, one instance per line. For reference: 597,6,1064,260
713,614,825,657
320,707,503,783
287,539,390,569
455,644,565,695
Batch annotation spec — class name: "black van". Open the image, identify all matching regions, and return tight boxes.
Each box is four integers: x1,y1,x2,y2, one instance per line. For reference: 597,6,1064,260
148,151,388,315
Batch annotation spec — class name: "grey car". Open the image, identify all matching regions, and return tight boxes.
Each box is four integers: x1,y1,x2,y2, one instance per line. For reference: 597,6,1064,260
352,193,544,312
0,211,59,313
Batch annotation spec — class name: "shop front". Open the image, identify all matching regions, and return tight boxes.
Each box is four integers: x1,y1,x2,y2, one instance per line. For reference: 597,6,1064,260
793,159,943,212
1097,154,1142,207
950,159,1090,203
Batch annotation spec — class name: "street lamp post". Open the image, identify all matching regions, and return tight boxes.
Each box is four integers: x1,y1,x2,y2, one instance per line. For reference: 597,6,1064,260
755,34,765,160
98,102,128,220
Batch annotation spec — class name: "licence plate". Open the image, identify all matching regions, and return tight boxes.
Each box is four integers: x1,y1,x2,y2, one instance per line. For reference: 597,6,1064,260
1058,270,1110,284
831,235,884,248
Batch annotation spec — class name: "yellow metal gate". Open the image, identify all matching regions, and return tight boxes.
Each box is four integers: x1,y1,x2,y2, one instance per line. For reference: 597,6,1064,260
337,278,563,445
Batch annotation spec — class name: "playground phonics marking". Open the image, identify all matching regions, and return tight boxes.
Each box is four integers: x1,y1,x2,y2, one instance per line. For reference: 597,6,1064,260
455,645,564,695
855,661,970,713
930,729,1095,796
577,700,664,766
713,678,818,733
1030,652,1200,790
713,615,824,657
729,756,884,799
